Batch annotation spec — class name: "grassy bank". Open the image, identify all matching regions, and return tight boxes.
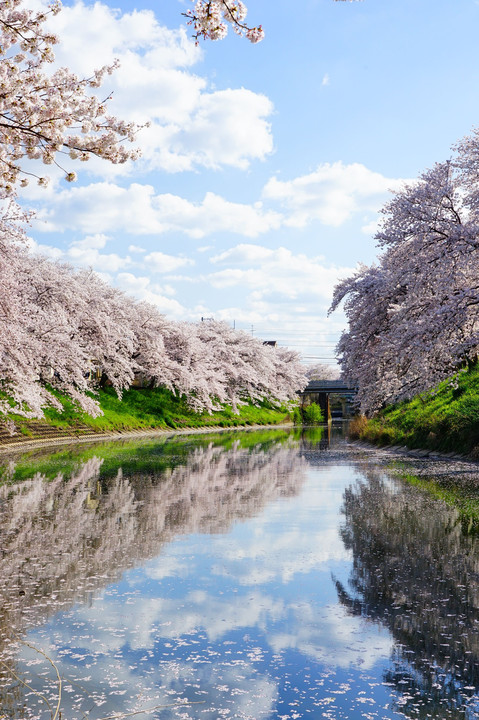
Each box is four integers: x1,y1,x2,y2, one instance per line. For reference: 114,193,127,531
350,364,479,456
1,386,292,443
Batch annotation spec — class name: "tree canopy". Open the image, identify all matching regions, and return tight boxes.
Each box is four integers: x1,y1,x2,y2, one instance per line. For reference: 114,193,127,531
330,137,479,415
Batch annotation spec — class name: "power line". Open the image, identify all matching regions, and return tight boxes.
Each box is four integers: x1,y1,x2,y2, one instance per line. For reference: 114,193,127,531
278,343,338,348
253,332,343,339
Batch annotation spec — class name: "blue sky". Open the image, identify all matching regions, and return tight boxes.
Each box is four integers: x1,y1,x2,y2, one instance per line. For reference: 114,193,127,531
21,0,479,364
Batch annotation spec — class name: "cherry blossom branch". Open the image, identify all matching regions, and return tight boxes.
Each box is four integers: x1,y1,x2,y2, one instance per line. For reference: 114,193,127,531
183,0,264,43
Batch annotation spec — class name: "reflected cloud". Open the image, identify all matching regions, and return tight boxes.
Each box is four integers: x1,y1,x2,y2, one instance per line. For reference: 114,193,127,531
269,603,392,670
0,437,307,644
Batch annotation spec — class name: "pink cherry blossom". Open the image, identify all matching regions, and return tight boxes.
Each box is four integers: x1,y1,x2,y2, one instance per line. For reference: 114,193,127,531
331,155,479,415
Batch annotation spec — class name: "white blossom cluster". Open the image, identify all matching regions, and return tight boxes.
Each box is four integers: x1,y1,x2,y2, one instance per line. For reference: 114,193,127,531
0,0,142,193
183,0,356,44
184,0,264,43
330,130,479,415
305,363,340,381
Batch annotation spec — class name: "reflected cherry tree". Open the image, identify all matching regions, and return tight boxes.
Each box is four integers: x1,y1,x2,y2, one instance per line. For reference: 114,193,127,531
0,436,307,714
336,465,479,718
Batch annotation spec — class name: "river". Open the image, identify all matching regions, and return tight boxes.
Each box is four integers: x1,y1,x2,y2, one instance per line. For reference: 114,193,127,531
1,426,479,720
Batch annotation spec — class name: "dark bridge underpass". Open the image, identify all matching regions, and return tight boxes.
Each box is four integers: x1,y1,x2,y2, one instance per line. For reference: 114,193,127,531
299,380,358,419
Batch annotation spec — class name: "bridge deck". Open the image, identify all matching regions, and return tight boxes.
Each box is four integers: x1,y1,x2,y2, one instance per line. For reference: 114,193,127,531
302,380,357,394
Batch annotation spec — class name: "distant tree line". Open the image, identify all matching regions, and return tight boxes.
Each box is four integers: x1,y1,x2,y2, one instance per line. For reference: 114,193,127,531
0,239,306,418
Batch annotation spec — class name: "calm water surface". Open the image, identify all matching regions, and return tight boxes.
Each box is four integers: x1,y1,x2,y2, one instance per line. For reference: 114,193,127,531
1,427,479,719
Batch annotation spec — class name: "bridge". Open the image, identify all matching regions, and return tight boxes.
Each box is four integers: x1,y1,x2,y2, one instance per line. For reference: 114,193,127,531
299,379,358,419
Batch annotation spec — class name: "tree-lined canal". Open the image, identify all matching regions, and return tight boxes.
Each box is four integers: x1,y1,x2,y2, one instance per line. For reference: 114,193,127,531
1,428,479,719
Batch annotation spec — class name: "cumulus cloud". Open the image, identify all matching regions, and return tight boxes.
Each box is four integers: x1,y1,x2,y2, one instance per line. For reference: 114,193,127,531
211,244,274,264
361,218,381,236
31,232,133,273
144,251,194,273
43,1,274,174
115,273,189,316
30,162,407,244
263,162,408,227
32,184,282,238
161,88,274,171
208,243,352,300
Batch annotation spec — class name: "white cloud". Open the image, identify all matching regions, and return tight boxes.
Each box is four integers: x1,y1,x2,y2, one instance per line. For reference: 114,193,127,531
115,273,188,316
208,243,352,300
33,183,160,234
43,1,274,175
144,251,194,273
161,88,274,171
67,248,130,273
211,243,274,264
32,184,283,238
47,2,201,75
263,162,408,228
361,218,381,236
32,232,133,273
72,233,109,250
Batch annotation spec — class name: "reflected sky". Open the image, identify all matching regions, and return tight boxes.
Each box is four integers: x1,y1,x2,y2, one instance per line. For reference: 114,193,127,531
1,430,479,719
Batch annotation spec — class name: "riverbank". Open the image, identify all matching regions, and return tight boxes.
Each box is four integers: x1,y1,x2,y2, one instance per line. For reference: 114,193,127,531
0,386,293,450
0,422,296,455
350,363,479,457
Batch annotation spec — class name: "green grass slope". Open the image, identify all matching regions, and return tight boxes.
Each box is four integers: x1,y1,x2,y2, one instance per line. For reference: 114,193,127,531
354,364,479,456
1,386,292,443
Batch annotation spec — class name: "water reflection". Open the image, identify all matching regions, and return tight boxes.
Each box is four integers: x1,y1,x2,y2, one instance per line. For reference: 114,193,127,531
1,430,479,719
336,464,479,718
0,436,306,638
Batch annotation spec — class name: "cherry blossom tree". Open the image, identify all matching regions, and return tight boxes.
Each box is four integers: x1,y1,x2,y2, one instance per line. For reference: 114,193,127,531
129,302,181,393
330,263,396,414
331,159,479,415
0,245,306,418
0,239,47,417
161,320,306,414
305,363,340,381
0,251,138,417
